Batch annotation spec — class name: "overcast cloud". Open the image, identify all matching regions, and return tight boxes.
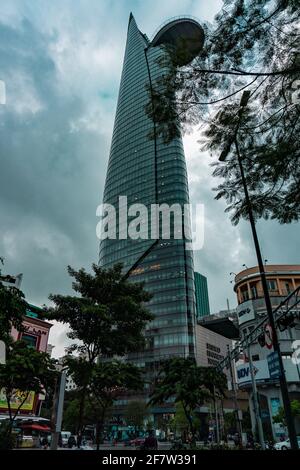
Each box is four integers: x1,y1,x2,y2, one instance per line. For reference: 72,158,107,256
0,0,299,357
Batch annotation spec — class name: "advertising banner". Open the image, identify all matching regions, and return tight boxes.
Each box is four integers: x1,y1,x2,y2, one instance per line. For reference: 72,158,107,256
237,300,255,325
236,360,270,386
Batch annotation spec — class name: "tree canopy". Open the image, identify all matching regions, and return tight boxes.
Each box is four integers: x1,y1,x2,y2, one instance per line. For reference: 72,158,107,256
124,400,149,431
0,340,57,426
0,259,27,343
44,262,152,436
146,0,300,224
149,358,227,437
45,263,153,361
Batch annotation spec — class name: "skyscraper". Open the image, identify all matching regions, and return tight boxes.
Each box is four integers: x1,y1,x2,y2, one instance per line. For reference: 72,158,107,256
194,272,210,319
99,15,204,373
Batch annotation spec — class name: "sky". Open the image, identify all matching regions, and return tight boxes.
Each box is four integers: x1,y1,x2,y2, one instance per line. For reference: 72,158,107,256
0,0,299,357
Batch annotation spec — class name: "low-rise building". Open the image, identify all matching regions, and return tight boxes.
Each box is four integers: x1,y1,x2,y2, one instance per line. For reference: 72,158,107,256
233,264,300,440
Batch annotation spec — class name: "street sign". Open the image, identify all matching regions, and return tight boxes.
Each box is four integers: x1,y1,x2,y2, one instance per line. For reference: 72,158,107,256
267,351,281,379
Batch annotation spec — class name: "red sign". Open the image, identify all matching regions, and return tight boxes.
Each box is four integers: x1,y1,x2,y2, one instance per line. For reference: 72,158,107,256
264,324,273,349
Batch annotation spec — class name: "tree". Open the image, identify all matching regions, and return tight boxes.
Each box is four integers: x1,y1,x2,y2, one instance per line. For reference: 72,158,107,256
124,400,149,434
146,1,300,224
0,340,57,447
273,399,300,426
0,259,57,448
89,360,143,450
60,358,143,448
44,263,153,432
0,258,27,343
62,392,107,435
149,358,227,439
223,411,238,436
170,402,200,440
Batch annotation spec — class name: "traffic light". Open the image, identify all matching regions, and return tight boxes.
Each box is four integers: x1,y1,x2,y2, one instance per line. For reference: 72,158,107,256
277,313,296,332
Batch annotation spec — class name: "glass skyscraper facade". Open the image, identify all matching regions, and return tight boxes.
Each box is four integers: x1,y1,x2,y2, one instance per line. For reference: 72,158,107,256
99,15,204,372
194,272,210,319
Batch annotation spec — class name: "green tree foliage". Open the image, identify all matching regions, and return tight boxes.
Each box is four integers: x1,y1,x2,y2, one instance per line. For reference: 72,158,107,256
149,358,226,437
0,259,27,343
45,263,153,360
70,360,143,449
223,410,237,435
0,340,57,446
124,400,149,433
62,392,106,434
89,361,143,449
0,259,57,448
146,1,300,224
273,399,300,426
44,263,152,434
170,402,201,439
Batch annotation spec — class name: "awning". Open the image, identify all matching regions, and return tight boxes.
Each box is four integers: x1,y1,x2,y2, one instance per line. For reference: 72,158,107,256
20,424,51,432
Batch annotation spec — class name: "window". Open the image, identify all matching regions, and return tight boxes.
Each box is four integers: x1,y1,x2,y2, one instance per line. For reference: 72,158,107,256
285,282,291,294
241,288,249,301
267,280,277,291
21,334,37,349
282,353,292,359
252,354,259,361
251,285,258,299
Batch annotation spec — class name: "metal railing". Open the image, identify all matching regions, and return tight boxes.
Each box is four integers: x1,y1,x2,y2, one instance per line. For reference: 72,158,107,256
216,285,300,371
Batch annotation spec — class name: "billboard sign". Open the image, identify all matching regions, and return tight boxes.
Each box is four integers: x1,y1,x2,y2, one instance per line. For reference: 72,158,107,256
267,351,281,379
237,300,255,325
236,360,270,386
0,389,35,411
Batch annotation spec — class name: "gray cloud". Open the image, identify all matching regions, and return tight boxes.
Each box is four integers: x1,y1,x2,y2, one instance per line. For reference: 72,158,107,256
0,0,298,357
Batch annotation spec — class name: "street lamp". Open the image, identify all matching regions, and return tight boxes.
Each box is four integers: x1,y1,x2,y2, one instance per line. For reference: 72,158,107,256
219,91,298,450
50,369,67,450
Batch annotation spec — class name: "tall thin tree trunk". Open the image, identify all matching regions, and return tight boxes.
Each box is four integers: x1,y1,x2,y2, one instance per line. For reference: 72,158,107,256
96,409,105,451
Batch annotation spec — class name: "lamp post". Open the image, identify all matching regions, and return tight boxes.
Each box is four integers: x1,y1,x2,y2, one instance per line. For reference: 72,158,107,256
227,345,243,445
219,91,298,450
50,369,67,450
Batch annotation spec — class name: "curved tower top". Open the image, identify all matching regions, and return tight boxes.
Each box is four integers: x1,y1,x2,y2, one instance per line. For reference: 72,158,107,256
151,17,204,65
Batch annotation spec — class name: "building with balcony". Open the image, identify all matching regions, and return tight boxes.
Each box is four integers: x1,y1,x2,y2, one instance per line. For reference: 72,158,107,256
0,272,52,417
233,264,300,440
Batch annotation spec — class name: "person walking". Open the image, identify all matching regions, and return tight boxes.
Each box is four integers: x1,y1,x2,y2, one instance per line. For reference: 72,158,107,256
143,431,158,450
77,431,82,449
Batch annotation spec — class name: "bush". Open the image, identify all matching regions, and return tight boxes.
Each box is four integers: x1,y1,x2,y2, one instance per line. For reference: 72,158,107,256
0,424,16,450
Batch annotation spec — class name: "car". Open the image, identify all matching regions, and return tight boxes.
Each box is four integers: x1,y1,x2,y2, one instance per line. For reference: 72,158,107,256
61,431,71,447
274,437,300,450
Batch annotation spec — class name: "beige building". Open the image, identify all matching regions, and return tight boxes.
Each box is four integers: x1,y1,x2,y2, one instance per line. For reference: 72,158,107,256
195,324,232,368
233,264,300,440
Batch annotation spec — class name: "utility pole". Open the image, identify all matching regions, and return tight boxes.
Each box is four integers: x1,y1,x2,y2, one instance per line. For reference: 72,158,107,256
214,386,220,444
227,345,243,445
50,370,67,450
219,91,298,450
234,139,298,449
247,345,265,449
